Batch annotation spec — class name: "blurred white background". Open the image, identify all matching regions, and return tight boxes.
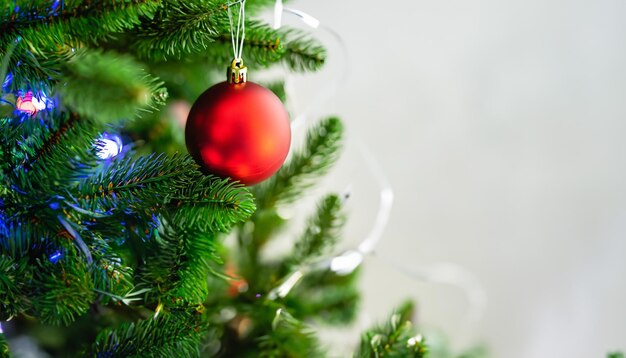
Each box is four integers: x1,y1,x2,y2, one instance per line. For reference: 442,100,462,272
277,0,626,357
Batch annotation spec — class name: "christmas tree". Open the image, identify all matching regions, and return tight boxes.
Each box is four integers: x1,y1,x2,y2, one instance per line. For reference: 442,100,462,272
0,0,430,356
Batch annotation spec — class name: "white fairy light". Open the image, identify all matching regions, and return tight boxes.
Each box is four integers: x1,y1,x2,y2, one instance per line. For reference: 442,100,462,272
32,92,47,111
95,133,123,159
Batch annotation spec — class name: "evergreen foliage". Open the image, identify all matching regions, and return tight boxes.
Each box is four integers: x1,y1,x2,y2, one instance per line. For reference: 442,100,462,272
30,243,95,326
89,313,207,357
138,224,218,306
0,0,159,92
357,301,428,358
0,255,30,319
257,306,325,358
608,353,625,358
59,49,167,122
203,20,326,71
0,0,325,94
286,266,360,325
0,0,432,356
287,193,344,267
0,332,9,357
254,117,344,211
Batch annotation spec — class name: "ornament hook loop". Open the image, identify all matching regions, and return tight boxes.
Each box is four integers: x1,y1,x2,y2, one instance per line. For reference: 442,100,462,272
228,58,247,84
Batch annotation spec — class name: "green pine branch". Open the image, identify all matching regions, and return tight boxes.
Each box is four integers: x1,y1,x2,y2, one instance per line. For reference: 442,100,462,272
0,1,405,356
1,0,325,94
286,194,344,267
0,117,25,179
138,223,218,307
0,213,55,258
0,255,31,320
457,346,490,358
0,112,99,257
17,112,91,172
0,0,158,48
287,268,360,325
356,301,428,358
257,305,325,358
120,0,325,72
0,0,159,91
608,353,625,358
2,112,99,203
169,174,256,233
202,20,326,71
0,126,97,267
71,153,255,233
239,118,343,288
281,30,327,72
0,331,10,358
59,50,168,122
71,153,190,217
254,117,344,211
30,241,95,326
91,236,135,305
0,46,63,93
89,313,207,357
125,0,225,61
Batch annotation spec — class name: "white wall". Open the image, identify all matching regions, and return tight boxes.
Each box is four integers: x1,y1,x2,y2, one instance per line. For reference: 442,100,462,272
282,0,626,356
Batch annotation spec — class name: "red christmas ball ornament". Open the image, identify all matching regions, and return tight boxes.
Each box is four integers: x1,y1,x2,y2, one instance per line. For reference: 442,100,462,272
185,59,291,185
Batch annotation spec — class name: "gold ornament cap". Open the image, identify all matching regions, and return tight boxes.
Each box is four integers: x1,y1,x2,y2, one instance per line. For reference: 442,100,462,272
228,58,247,84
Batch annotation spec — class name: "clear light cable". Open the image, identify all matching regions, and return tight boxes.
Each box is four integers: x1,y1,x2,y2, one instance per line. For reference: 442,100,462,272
269,3,487,329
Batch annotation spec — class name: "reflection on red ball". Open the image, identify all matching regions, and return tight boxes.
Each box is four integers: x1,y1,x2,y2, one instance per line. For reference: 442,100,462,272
185,81,291,186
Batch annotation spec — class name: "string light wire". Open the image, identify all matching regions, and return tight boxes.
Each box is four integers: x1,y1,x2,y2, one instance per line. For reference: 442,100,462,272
269,3,487,332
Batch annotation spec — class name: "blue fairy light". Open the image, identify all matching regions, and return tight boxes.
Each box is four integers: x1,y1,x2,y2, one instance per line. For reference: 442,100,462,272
51,0,62,12
2,73,12,90
0,217,6,247
95,133,123,159
49,250,63,264
149,214,160,230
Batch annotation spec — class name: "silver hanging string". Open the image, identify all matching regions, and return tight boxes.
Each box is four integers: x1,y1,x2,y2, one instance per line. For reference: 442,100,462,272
227,0,246,60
